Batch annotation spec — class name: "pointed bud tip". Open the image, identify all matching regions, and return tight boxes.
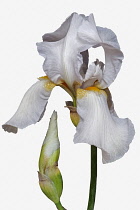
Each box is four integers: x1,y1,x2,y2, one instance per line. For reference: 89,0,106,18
51,110,57,121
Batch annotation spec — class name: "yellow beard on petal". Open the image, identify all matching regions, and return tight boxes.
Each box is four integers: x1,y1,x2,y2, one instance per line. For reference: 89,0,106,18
44,81,56,91
76,89,87,99
38,76,49,80
77,87,107,99
85,86,107,96
38,76,56,91
85,86,100,92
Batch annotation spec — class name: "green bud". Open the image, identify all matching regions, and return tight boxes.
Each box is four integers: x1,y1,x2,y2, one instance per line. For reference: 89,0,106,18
65,101,80,127
38,111,63,205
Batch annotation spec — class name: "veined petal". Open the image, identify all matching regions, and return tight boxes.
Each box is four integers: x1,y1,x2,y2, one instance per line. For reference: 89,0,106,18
74,87,135,163
37,40,64,85
2,78,55,133
37,13,85,89
84,62,96,81
96,27,124,88
77,14,124,88
77,14,101,48
42,13,74,42
37,13,104,90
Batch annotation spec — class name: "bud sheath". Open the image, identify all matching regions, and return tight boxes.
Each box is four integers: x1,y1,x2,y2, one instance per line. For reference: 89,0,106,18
38,111,64,208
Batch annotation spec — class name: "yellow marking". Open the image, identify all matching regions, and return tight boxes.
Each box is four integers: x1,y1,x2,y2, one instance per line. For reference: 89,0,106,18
44,81,56,91
38,76,49,80
77,88,87,99
85,86,107,97
85,86,101,92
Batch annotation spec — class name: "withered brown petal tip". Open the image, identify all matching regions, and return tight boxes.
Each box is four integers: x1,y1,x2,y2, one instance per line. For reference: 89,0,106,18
2,124,18,134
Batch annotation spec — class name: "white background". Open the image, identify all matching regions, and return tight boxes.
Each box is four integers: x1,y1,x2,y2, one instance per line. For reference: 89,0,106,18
0,0,140,209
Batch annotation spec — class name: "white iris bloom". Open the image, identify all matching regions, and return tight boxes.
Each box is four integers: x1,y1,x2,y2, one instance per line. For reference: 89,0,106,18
2,13,135,163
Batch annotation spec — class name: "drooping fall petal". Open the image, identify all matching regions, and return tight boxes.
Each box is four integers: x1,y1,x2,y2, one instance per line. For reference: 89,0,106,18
74,87,135,163
2,77,55,133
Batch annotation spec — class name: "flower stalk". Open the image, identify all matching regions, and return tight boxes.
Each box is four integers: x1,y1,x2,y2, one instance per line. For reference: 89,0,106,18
87,146,97,210
55,201,66,210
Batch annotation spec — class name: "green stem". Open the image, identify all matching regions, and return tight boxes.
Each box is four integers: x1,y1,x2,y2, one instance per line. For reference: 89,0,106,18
55,201,66,210
73,97,77,107
87,146,97,210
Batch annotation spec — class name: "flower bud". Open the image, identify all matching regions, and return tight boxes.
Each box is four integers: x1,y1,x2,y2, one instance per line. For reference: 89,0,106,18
38,111,63,205
65,101,80,127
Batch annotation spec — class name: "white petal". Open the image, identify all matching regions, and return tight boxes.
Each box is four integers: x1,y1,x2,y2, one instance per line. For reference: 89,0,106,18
81,63,97,88
104,88,118,117
2,79,55,133
77,14,101,48
82,63,103,89
74,88,135,163
37,16,84,89
42,13,74,42
37,13,85,89
37,41,63,84
77,14,124,88
94,27,123,88
37,13,102,90
84,62,96,81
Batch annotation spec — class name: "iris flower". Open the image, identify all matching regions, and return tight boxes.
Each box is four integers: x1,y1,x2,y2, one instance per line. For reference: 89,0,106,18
2,13,135,163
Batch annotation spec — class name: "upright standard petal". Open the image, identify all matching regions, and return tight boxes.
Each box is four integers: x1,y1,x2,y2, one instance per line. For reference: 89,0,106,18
74,87,135,163
42,13,74,42
2,77,55,133
77,14,124,88
37,13,84,90
96,27,124,88
37,13,103,90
